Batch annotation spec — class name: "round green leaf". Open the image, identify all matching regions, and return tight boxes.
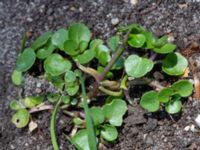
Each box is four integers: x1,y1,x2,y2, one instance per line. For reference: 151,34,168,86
11,70,23,85
154,43,176,54
171,80,193,97
68,23,91,44
62,95,70,104
128,34,146,48
108,35,120,52
31,31,52,50
165,99,182,114
71,129,90,150
16,48,36,72
79,41,89,52
47,93,60,103
125,55,154,78
73,117,84,125
10,100,25,110
100,125,118,142
142,31,155,49
65,71,77,83
152,35,168,48
36,41,56,59
24,96,44,108
44,53,72,76
162,52,188,76
90,107,105,126
96,45,111,66
89,39,103,50
73,49,95,64
102,99,127,126
63,40,79,56
52,28,68,50
65,84,79,96
45,73,64,90
11,109,30,128
140,91,160,112
158,88,173,103
111,56,124,70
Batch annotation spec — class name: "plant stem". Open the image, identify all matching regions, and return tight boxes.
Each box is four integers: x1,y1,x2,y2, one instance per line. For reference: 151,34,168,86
99,86,122,97
97,31,130,82
50,96,62,150
88,30,131,98
79,75,97,150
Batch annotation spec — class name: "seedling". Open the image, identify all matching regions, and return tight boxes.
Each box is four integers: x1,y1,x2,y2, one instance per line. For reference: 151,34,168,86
10,23,193,150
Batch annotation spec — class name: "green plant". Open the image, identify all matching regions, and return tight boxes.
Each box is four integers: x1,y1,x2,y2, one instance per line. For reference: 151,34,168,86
10,23,193,149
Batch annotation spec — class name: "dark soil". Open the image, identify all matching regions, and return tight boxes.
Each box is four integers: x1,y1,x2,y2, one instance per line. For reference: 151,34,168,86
1,0,200,150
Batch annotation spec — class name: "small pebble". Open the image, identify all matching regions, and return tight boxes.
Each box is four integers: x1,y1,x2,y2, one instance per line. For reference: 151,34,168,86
195,114,200,128
184,125,190,131
130,0,138,5
111,18,119,25
190,124,196,132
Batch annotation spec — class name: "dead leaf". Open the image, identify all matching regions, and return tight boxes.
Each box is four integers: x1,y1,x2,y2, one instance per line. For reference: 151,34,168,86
181,67,190,78
29,121,38,133
178,3,188,9
181,42,200,58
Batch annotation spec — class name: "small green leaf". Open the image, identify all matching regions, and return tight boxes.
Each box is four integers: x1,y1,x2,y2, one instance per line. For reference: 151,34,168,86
31,31,52,50
102,99,127,126
153,43,176,54
100,125,118,142
125,55,154,78
165,99,182,114
62,95,70,104
73,117,85,125
128,34,146,48
71,129,90,150
24,96,44,108
140,91,160,112
52,28,68,50
16,48,36,72
63,40,79,56
89,39,103,50
10,100,25,110
96,45,111,66
152,35,168,48
36,41,56,59
11,70,23,85
74,49,95,64
142,31,155,49
108,36,120,52
90,107,105,126
119,23,145,33
65,84,79,96
65,71,77,83
97,66,113,78
162,52,188,76
79,41,89,52
45,73,64,90
44,53,72,76
11,109,30,128
158,88,173,103
68,23,91,44
111,57,124,70
171,80,193,97
47,93,60,103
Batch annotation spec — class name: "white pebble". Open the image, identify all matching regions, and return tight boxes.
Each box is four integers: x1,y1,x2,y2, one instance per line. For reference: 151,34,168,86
195,114,200,128
190,124,196,132
130,0,138,5
111,18,119,25
184,126,190,131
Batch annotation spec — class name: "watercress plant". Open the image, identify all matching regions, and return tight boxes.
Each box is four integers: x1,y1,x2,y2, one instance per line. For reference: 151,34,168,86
10,23,193,150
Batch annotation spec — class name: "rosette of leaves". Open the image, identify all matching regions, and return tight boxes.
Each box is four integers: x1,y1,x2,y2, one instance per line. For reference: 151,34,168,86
140,80,193,114
71,99,127,148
